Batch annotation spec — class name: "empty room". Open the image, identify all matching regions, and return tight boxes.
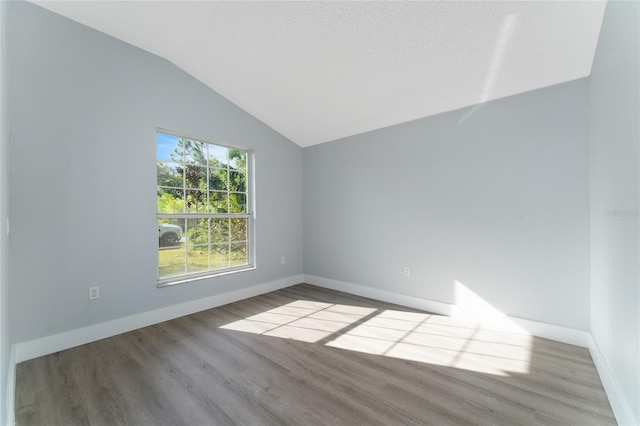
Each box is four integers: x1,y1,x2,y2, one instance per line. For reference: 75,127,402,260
0,0,639,425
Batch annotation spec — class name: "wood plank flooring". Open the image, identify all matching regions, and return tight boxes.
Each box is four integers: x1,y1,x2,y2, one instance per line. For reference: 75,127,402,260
15,284,616,425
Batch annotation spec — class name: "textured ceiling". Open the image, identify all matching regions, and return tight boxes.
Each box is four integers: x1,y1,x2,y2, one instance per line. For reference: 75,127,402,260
31,1,606,147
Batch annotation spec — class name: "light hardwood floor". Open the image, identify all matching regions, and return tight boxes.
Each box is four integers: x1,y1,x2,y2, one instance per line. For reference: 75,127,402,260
15,284,616,425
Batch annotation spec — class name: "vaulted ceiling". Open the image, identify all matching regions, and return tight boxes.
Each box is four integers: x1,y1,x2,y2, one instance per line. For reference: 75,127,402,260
31,1,606,147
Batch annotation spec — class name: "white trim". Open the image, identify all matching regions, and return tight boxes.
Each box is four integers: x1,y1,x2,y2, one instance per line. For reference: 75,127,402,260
156,127,249,153
6,345,15,426
157,265,256,287
303,274,590,347
589,335,637,426
304,274,455,316
14,275,302,363
491,313,590,347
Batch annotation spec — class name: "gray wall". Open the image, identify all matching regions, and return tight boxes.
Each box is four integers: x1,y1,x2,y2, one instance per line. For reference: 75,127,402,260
7,2,303,344
304,79,591,330
589,1,640,423
0,1,10,424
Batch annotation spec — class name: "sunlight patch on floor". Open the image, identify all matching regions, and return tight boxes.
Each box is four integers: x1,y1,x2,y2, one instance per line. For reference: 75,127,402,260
220,298,532,376
327,308,531,376
220,301,376,343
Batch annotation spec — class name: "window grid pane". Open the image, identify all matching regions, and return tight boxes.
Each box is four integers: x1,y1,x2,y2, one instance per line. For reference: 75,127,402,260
157,130,252,284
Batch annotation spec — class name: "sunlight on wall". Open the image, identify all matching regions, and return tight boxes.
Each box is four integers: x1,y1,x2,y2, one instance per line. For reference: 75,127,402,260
221,295,532,376
452,280,529,333
459,13,519,124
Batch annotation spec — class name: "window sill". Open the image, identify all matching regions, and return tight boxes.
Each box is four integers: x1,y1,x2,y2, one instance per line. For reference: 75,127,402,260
157,265,256,288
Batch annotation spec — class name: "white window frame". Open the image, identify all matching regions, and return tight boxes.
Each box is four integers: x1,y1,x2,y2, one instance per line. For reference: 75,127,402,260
156,128,255,287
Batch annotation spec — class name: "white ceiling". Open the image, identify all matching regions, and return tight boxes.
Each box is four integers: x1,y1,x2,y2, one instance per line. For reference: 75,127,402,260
31,1,606,147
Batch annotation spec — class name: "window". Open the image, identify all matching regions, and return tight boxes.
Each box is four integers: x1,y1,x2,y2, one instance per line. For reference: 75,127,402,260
156,130,253,285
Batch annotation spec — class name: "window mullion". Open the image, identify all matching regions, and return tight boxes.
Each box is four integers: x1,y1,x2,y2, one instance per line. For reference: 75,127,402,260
183,217,188,276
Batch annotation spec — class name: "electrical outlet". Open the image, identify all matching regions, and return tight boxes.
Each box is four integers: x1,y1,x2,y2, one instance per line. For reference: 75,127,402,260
89,286,100,300
281,256,286,264
404,267,411,277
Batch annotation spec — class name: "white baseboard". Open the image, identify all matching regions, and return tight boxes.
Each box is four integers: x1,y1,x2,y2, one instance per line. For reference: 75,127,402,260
303,274,590,347
589,335,637,426
304,274,455,316
6,345,15,426
498,315,590,347
14,275,302,363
